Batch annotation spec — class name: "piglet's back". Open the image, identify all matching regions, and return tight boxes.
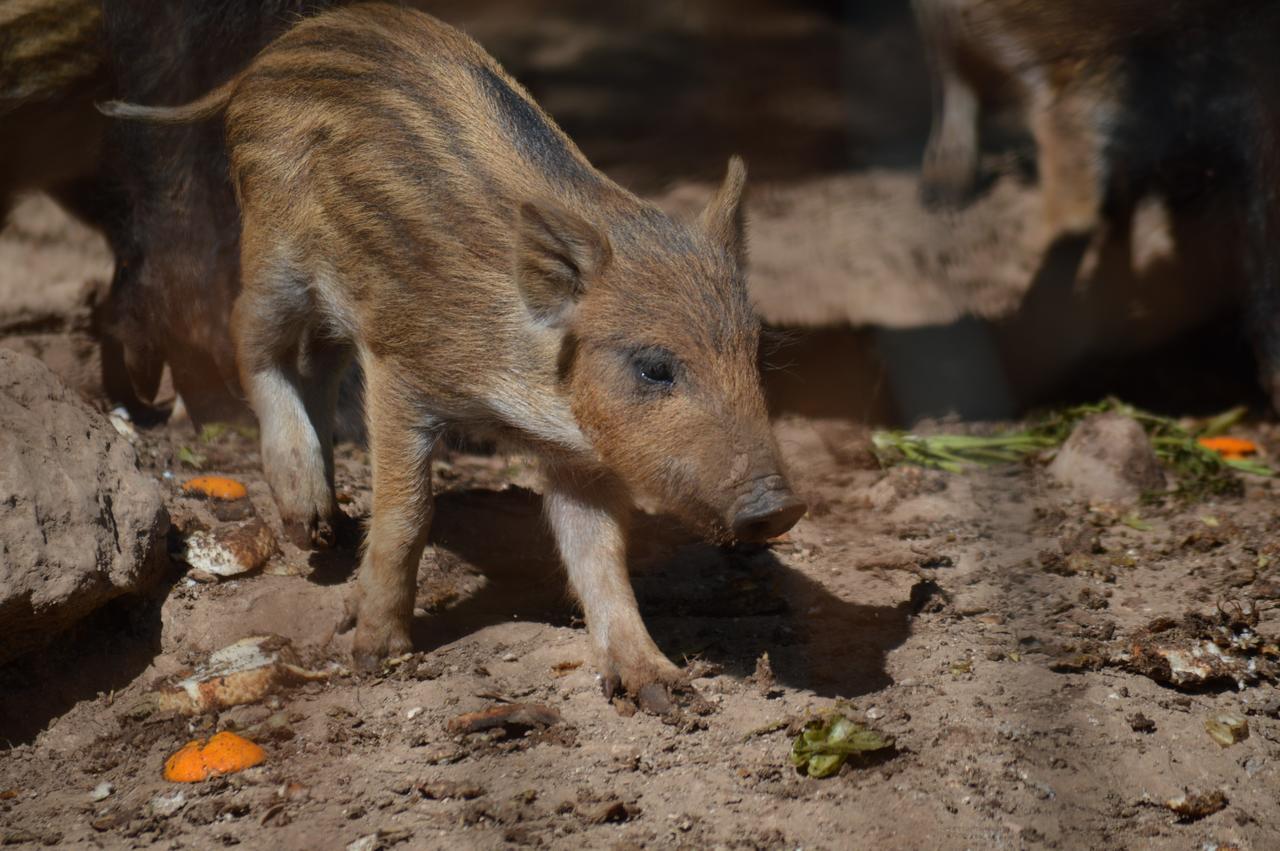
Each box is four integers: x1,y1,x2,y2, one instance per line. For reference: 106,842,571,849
224,3,616,309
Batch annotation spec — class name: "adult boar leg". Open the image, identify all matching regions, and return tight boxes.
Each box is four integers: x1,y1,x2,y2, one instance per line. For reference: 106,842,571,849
1029,80,1111,238
916,0,981,207
351,362,441,669
543,467,683,705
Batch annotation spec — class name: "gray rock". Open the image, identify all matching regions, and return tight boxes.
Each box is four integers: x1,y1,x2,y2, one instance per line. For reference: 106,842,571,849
1047,412,1165,503
0,349,168,663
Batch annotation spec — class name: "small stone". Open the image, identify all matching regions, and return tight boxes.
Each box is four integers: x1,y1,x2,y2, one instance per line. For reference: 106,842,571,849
150,790,187,818
405,706,424,720
346,835,378,851
583,799,638,825
1047,413,1165,503
418,781,484,800
1165,789,1227,821
89,781,114,802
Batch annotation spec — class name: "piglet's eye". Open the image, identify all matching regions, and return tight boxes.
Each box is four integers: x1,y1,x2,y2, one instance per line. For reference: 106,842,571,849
632,349,676,387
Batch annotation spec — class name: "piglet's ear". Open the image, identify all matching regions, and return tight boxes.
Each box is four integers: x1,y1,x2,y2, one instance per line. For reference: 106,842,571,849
515,200,612,328
699,155,747,268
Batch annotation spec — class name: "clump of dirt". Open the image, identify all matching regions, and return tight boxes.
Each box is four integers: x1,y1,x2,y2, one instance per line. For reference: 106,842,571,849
1047,412,1166,502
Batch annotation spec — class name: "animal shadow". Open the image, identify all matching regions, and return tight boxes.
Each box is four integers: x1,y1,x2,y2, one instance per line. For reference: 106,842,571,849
410,486,910,699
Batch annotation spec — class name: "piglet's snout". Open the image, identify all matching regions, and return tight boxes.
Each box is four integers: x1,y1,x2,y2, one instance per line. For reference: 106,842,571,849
729,475,806,542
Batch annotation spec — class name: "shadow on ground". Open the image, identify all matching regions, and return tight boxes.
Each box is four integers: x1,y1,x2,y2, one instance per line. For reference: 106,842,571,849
0,576,173,745
351,486,916,700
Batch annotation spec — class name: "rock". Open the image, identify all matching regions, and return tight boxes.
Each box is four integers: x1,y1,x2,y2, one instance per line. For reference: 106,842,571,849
149,790,187,818
1047,413,1165,503
0,350,169,663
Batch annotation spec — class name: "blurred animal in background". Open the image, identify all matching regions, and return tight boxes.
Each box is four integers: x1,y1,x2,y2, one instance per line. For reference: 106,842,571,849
912,0,1280,409
1,0,339,424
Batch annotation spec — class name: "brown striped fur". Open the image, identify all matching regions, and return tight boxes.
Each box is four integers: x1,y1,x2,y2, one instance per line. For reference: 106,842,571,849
105,3,805,699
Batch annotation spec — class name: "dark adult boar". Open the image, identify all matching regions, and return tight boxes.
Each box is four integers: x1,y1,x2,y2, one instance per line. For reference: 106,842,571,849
1,2,339,419
103,3,806,703
97,0,339,420
913,0,1280,408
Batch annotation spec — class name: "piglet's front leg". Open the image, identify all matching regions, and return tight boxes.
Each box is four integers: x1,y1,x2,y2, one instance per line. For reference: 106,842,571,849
544,467,684,713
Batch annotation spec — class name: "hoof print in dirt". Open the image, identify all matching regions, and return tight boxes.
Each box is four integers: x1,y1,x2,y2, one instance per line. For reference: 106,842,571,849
1047,413,1165,503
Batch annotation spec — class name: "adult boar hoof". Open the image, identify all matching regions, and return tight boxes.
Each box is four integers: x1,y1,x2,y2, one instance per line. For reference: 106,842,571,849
282,513,335,550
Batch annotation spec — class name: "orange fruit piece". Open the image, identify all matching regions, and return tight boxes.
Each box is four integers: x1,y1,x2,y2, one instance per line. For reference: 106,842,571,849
1197,436,1259,460
163,732,265,782
201,731,265,774
162,741,208,783
182,476,248,501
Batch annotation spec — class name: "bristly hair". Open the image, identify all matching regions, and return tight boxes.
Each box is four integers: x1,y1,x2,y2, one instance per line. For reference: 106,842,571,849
759,325,801,374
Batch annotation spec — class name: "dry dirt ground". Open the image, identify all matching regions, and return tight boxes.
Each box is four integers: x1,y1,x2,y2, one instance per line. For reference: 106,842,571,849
2,2,1279,845
2,195,1280,850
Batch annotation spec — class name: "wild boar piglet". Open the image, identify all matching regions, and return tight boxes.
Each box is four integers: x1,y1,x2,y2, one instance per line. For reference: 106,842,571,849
103,2,805,702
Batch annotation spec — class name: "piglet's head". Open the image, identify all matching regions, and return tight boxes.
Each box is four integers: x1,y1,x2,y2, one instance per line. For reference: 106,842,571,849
514,157,805,542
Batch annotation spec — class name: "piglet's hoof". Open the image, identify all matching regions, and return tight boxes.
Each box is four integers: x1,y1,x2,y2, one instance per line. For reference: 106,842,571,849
600,673,685,716
636,682,675,715
352,623,412,672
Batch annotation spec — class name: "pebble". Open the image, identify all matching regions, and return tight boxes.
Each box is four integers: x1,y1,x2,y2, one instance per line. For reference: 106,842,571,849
89,782,114,802
150,790,187,818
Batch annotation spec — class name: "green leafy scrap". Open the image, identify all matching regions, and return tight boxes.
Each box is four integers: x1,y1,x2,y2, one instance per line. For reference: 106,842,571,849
789,714,893,778
198,422,259,444
870,431,1057,474
176,446,207,469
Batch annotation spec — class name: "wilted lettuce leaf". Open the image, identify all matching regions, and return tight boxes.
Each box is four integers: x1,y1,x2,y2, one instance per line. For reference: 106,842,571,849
790,714,893,778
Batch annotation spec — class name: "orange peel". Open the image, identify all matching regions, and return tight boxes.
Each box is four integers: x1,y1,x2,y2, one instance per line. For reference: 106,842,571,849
1197,436,1259,460
163,731,265,782
182,476,249,501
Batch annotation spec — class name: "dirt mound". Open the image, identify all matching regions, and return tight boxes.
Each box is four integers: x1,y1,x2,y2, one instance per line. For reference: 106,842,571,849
0,349,169,663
